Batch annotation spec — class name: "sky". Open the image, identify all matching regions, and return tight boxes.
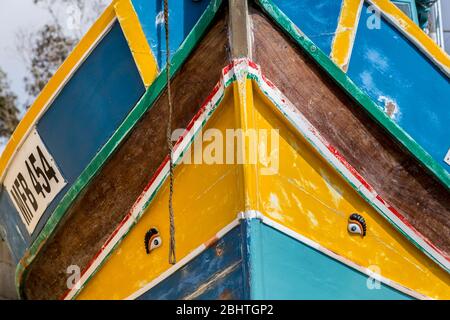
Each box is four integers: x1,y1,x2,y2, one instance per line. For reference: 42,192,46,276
0,0,109,152
0,0,52,111
0,0,109,112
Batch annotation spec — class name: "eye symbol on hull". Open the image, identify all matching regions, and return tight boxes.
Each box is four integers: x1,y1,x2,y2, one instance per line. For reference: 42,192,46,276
145,228,162,254
348,214,367,237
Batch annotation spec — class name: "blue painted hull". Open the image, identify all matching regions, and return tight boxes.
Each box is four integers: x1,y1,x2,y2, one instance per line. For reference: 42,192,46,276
268,0,450,179
0,0,216,265
0,21,145,262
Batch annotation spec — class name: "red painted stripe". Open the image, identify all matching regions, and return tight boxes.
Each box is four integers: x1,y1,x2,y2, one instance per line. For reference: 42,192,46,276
62,59,448,299
62,66,229,300
255,58,448,266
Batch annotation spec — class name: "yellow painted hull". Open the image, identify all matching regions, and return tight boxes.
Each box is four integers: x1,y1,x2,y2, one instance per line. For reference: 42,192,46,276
76,64,450,300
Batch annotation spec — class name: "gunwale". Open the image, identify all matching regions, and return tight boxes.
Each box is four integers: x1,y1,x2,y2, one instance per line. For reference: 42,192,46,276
250,5,450,270
257,0,450,189
69,59,447,300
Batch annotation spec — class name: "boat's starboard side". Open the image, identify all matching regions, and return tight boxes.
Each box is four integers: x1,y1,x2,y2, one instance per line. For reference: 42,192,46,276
257,0,450,188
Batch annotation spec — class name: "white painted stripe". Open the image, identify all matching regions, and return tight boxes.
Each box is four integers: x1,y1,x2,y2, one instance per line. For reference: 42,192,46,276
245,59,450,272
65,59,447,300
64,65,234,300
125,210,429,300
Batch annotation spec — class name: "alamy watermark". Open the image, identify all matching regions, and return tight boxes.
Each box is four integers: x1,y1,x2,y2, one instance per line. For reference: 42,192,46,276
366,5,382,30
366,265,382,290
66,264,81,290
171,121,280,176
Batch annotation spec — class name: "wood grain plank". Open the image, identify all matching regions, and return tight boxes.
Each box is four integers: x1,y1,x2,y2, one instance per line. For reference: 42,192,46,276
250,5,450,261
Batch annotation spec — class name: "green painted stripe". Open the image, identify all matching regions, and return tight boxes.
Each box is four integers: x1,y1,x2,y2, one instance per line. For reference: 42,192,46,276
254,75,449,273
68,87,226,300
15,0,224,299
257,0,450,189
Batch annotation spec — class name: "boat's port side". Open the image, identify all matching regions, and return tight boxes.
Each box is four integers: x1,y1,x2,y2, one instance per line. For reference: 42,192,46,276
19,5,230,300
0,16,145,263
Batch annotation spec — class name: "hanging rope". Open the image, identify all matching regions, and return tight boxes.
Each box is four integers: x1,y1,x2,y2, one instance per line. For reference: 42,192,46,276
164,0,176,265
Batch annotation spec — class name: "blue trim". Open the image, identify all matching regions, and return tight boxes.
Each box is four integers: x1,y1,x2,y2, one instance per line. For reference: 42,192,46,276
0,21,145,260
130,0,211,68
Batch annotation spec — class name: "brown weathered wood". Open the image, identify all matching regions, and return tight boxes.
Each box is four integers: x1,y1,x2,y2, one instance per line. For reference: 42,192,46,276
23,9,230,300
250,5,450,258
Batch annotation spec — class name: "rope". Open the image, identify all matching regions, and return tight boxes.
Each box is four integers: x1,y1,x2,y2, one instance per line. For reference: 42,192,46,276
164,0,176,265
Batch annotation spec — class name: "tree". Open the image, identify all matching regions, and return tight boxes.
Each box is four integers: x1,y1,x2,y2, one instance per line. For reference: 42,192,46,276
0,69,20,138
22,24,75,100
17,0,107,104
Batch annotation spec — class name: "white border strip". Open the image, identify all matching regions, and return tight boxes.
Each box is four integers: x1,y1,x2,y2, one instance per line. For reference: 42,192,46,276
127,210,428,300
244,59,450,272
63,65,232,300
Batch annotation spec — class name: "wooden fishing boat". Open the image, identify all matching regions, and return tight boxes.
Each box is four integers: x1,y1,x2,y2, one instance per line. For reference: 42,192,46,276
0,0,449,300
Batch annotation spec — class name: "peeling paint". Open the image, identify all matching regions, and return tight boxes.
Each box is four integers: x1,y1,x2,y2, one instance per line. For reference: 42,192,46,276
155,10,165,26
378,96,400,121
320,169,343,207
307,210,319,228
182,261,241,300
265,193,284,221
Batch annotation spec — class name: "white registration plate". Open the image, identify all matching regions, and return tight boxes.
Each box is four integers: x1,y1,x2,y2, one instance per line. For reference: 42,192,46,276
4,128,66,234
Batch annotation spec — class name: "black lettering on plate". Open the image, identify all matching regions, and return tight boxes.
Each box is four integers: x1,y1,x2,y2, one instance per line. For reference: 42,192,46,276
17,172,38,212
11,179,33,225
37,146,58,183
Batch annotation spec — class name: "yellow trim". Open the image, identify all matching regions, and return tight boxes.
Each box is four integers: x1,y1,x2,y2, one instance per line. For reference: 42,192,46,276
77,88,244,299
368,0,450,75
0,3,118,180
114,0,159,87
251,82,450,299
232,77,258,211
77,76,450,299
330,0,363,72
